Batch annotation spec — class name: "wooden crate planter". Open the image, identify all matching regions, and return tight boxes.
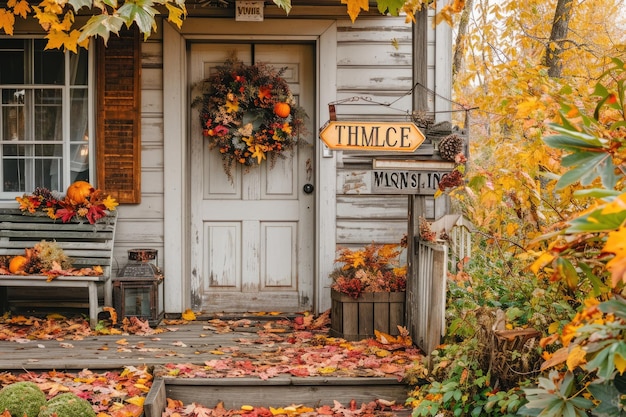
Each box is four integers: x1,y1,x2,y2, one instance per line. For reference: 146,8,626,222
330,289,405,341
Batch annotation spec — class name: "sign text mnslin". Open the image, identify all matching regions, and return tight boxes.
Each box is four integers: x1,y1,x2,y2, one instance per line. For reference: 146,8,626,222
319,121,425,152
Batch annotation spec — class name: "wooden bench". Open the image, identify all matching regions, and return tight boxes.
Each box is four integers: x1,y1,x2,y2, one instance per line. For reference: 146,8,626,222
0,208,117,327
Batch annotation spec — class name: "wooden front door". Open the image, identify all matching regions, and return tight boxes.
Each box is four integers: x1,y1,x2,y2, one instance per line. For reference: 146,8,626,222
189,43,315,313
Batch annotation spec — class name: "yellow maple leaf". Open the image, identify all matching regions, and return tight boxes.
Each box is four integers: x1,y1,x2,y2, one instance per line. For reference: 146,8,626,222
9,0,31,18
340,0,368,23
375,329,397,345
15,195,38,213
45,29,71,52
103,195,119,211
251,145,267,164
32,5,56,29
165,2,186,28
0,8,16,35
182,308,197,321
133,383,151,392
566,345,586,371
376,349,391,357
318,366,337,374
125,396,145,406
378,244,398,261
530,251,554,275
225,99,239,113
43,207,56,219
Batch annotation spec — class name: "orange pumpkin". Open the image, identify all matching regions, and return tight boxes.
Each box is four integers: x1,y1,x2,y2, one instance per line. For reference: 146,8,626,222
66,181,93,204
273,102,291,118
9,255,28,274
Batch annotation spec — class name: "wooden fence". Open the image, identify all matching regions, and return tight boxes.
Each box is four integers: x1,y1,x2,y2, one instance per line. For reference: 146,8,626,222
406,241,448,358
405,212,475,357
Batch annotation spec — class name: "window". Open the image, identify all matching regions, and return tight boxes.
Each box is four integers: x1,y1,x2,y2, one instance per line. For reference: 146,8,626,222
0,39,93,197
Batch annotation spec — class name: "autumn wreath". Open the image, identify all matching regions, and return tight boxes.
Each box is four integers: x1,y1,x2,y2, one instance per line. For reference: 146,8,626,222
193,57,307,179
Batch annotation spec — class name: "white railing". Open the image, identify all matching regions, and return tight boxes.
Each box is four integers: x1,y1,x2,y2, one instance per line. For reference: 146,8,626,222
406,241,448,358
406,215,474,358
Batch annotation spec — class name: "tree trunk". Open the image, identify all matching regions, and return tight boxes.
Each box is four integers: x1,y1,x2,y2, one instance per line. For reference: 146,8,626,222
452,0,474,79
543,0,574,78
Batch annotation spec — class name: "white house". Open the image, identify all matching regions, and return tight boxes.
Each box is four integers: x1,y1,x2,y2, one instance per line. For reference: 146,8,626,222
0,0,453,317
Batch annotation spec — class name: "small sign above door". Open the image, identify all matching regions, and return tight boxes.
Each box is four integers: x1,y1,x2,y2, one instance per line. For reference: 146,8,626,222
235,1,264,21
319,121,425,152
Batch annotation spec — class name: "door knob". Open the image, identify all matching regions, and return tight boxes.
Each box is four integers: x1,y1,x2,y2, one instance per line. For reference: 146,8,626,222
303,184,314,194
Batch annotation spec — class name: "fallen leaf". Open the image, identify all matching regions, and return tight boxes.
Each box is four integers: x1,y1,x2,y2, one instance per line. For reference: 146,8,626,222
182,309,197,321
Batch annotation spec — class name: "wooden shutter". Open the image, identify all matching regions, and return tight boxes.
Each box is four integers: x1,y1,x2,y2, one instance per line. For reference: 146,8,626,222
96,27,141,204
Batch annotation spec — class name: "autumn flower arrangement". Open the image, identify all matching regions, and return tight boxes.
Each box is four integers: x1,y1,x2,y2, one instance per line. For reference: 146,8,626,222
330,241,407,299
15,182,118,224
193,57,308,179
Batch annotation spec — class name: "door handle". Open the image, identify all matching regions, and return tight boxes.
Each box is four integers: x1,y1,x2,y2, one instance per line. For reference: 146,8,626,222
303,184,314,194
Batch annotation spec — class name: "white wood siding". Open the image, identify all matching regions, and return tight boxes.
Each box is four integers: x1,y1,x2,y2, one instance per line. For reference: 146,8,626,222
334,16,450,250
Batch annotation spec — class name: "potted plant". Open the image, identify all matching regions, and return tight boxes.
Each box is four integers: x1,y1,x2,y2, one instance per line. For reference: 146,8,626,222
329,240,407,340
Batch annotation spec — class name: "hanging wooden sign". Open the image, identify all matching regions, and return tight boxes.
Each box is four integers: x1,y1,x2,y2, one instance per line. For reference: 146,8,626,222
319,121,425,152
235,1,264,21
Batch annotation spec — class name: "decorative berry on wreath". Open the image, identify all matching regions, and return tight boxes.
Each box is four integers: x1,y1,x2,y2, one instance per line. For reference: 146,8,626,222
193,57,308,179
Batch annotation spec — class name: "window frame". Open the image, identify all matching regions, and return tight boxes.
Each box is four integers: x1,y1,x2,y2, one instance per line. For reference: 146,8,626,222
0,37,95,200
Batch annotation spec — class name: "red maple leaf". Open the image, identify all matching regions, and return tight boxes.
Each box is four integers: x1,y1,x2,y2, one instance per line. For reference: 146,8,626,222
55,207,76,223
86,204,106,224
288,367,310,377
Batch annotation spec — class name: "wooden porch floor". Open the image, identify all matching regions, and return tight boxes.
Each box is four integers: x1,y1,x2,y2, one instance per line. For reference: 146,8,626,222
0,318,274,370
0,313,421,416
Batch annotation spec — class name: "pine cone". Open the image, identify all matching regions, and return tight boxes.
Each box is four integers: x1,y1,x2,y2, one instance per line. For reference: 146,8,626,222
0,255,11,269
411,110,434,129
438,133,465,161
24,256,43,274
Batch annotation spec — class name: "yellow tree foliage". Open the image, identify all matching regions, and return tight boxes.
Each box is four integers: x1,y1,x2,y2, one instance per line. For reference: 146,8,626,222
0,0,462,51
452,0,626,249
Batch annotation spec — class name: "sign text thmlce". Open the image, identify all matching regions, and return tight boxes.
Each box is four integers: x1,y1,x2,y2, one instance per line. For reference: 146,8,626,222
319,121,425,152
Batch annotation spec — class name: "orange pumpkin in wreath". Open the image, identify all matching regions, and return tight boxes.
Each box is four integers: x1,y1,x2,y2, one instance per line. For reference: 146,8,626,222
273,102,291,118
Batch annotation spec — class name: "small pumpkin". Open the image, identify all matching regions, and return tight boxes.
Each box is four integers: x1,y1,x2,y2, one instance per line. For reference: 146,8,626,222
66,181,93,204
273,102,291,118
9,255,28,274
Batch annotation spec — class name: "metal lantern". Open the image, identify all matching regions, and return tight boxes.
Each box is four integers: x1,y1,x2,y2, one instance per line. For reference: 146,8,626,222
113,249,164,326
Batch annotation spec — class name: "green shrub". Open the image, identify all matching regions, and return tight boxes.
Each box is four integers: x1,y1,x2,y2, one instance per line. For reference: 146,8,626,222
0,381,47,417
38,392,95,417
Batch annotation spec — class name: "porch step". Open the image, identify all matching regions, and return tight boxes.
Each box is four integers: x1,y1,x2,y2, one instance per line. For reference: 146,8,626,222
144,375,410,417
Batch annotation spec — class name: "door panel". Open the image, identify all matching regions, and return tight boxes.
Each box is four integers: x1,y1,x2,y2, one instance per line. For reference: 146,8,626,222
190,43,315,313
